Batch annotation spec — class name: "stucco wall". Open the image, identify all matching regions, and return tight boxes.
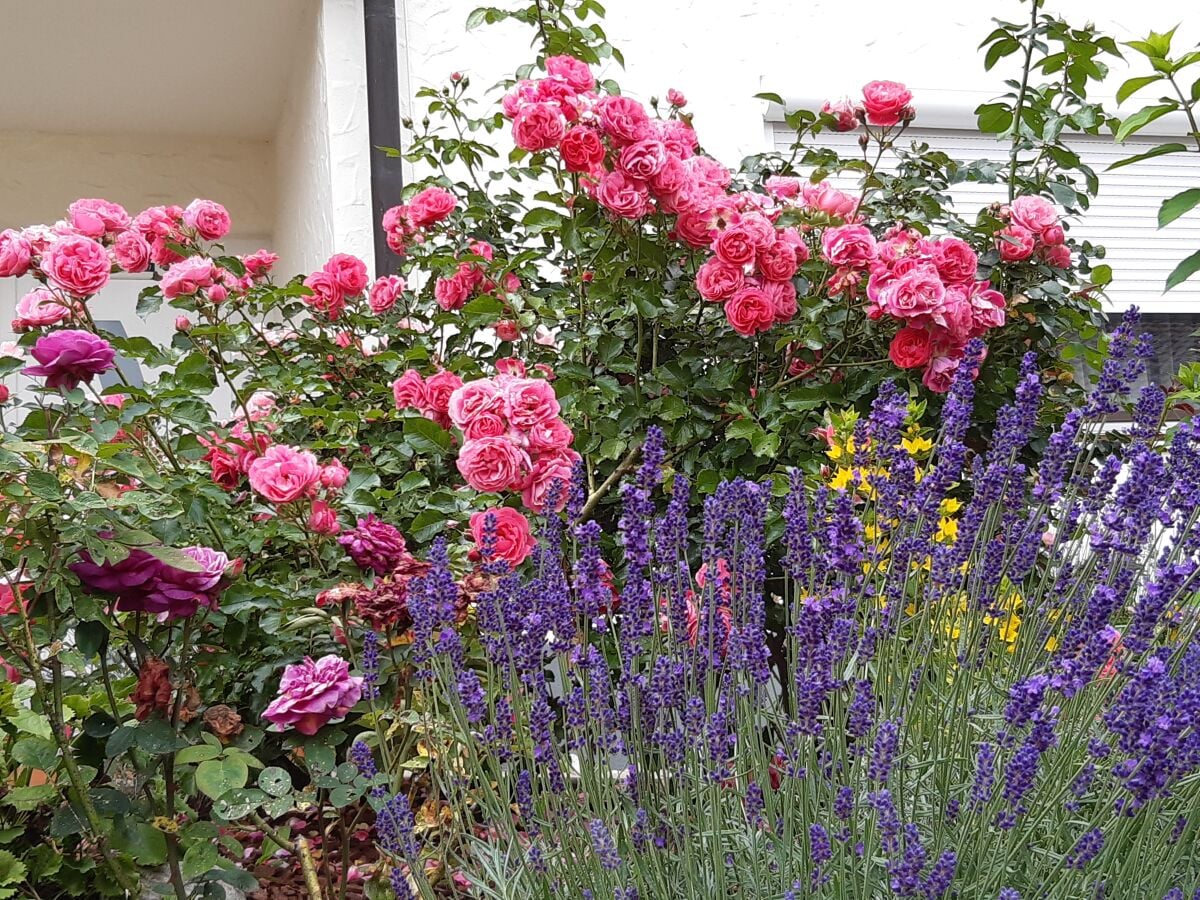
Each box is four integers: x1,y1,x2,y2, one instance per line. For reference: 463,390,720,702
397,0,1199,172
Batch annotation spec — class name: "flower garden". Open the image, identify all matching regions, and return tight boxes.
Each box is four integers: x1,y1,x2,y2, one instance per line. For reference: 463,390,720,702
2,0,1200,897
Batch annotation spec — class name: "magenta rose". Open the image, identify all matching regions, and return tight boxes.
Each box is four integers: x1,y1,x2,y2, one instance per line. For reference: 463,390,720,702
262,655,363,735
1009,195,1058,235
338,514,407,573
713,225,758,267
996,225,1036,262
42,235,111,297
922,355,961,393
503,377,561,430
23,329,115,390
324,253,369,295
618,139,668,181
862,80,913,126
470,507,536,567
463,411,508,441
802,181,860,220
765,176,801,199
597,171,651,220
889,326,933,369
969,283,1007,333
183,199,231,241
140,546,233,617
161,257,218,299
821,224,877,268
242,249,280,279
696,258,745,301
544,54,594,93
392,369,428,410
407,186,457,228
449,379,505,430
522,450,579,513
12,289,71,330
457,436,532,493
112,230,152,273
1042,244,1071,269
68,199,130,238
247,445,321,504
762,279,798,323
757,239,800,282
596,95,650,145
369,275,405,313
513,102,566,151
0,229,33,278
724,286,776,337
302,270,347,319
675,209,719,248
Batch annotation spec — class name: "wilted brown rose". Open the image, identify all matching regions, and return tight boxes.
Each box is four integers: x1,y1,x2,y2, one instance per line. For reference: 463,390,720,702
203,704,244,743
132,658,173,721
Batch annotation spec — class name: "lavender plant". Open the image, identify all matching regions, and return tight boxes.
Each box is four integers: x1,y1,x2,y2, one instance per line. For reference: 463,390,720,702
357,309,1200,898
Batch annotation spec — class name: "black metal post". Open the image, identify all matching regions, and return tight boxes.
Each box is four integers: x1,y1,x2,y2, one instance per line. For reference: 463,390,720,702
363,0,405,276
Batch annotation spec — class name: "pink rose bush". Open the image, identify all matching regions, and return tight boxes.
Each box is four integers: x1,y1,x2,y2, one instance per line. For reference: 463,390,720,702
262,654,363,735
996,195,1070,269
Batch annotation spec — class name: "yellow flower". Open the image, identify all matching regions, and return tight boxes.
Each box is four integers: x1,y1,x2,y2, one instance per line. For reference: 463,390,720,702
902,434,933,456
830,467,856,491
940,497,962,515
1044,635,1059,652
935,516,958,543
826,435,855,461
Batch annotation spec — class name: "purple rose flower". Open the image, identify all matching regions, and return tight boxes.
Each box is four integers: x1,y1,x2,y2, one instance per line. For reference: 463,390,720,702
338,514,407,574
70,544,233,619
22,329,115,390
262,654,364,735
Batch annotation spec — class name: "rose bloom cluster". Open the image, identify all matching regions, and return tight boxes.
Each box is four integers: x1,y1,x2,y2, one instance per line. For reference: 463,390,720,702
432,239,522,312
301,252,370,321
392,367,465,429
994,195,1071,269
820,224,1007,391
200,401,349,536
1,199,279,332
446,369,579,514
381,184,457,255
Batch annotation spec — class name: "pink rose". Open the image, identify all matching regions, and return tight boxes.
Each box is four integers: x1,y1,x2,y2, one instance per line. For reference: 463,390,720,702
463,411,508,440
861,80,913,127
889,326,933,369
0,229,33,277
527,418,574,454
434,271,475,311
922,355,961,393
757,239,800,281
675,209,720,248
247,445,321,504
183,199,232,241
996,225,1036,262
12,289,71,329
369,275,406,313
320,459,350,490
762,279,798,323
392,370,428,410
503,377,561,429
764,176,801,199
597,171,651,220
821,98,861,131
883,264,945,321
596,95,651,145
802,181,859,220
713,225,757,267
695,258,745,301
68,199,130,238
932,238,978,285
667,88,687,107
545,55,595,93
513,102,566,151
262,655,363,735
457,436,532,493
424,369,464,421
1042,244,1072,269
308,500,342,536
969,282,1007,335
821,225,877,268
1009,195,1058,235
522,450,579,513
407,186,457,228
449,379,506,430
242,249,279,279
560,126,606,173
618,139,668,180
303,270,347,319
1042,224,1065,246
470,507,536,568
724,286,776,337
323,253,369,295
112,230,151,273
42,235,111,297
161,257,218,299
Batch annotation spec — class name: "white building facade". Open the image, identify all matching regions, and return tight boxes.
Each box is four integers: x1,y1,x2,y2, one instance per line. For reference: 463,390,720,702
2,0,1199,383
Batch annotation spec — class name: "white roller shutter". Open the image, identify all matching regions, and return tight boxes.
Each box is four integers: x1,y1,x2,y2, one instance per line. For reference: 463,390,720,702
768,123,1200,315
